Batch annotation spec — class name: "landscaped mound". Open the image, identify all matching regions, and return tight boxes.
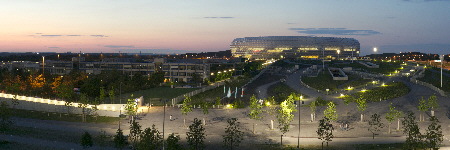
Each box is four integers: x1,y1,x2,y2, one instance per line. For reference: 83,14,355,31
341,82,410,103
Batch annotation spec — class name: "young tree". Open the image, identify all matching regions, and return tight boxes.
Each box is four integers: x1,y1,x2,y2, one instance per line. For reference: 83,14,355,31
317,117,334,150
108,87,115,104
166,133,182,150
417,97,428,122
355,95,367,122
276,93,297,145
200,101,210,126
129,119,142,148
181,96,193,127
125,95,138,120
368,113,384,139
81,131,93,149
309,100,317,122
424,116,443,149
402,112,425,150
113,128,127,150
78,93,90,122
385,103,402,134
223,118,244,150
99,86,106,104
186,118,206,150
0,101,12,131
248,95,262,134
427,94,438,117
138,124,163,150
323,102,338,122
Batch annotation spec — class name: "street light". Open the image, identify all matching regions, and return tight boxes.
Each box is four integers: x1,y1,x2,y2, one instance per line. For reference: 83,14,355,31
337,50,340,60
440,55,444,88
42,56,45,74
373,47,377,53
297,95,303,149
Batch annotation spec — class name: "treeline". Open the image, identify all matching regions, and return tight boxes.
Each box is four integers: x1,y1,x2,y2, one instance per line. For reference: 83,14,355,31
0,68,164,104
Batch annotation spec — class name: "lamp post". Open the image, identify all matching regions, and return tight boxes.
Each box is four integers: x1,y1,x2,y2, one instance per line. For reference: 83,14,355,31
297,95,303,149
42,56,45,74
440,55,444,88
373,47,377,60
337,50,340,60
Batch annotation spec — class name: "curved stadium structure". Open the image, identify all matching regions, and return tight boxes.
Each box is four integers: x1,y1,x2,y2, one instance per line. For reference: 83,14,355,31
230,36,360,60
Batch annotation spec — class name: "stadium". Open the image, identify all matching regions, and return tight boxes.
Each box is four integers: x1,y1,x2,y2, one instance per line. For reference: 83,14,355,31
230,36,360,60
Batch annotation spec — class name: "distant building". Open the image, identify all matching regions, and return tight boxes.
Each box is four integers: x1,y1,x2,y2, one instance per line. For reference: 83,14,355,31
230,36,360,60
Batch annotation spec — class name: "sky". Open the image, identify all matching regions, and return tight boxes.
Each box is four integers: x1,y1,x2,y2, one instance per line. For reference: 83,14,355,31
1,0,450,55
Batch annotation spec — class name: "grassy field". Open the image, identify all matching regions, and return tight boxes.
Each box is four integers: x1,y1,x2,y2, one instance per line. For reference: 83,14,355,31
119,86,199,105
267,82,309,103
10,108,120,123
330,61,402,75
418,69,450,93
257,143,404,150
342,82,410,103
301,71,370,92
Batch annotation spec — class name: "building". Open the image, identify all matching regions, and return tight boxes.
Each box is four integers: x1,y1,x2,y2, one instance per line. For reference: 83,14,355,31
230,36,360,60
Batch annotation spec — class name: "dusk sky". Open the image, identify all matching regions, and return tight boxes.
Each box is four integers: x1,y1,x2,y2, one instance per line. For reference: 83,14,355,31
1,0,449,55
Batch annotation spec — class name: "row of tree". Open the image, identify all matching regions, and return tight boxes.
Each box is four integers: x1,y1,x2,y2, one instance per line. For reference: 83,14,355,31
80,117,244,150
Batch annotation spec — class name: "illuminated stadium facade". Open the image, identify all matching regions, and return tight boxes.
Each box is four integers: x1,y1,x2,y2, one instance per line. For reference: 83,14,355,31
230,36,360,60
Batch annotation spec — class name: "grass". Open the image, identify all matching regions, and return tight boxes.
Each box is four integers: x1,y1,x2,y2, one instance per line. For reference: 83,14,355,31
10,108,120,123
120,86,199,105
257,143,404,150
267,82,308,103
330,61,402,75
417,69,450,93
342,82,410,103
189,77,251,104
302,71,371,92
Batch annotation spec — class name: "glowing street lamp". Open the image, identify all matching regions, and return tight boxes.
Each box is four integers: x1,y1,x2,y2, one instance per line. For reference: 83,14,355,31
373,47,377,53
337,50,341,60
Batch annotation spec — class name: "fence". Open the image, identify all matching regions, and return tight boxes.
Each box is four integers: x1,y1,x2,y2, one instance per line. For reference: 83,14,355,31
410,69,447,97
0,93,123,117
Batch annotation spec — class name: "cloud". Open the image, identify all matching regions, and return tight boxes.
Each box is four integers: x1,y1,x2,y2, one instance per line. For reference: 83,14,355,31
403,0,450,2
33,33,108,37
90,35,108,37
289,28,381,36
41,35,63,37
204,17,234,19
48,47,60,48
104,45,135,48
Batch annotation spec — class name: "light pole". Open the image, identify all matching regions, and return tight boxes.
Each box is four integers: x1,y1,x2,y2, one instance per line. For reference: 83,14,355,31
337,50,340,60
297,95,303,149
42,56,45,74
373,47,377,60
440,55,444,88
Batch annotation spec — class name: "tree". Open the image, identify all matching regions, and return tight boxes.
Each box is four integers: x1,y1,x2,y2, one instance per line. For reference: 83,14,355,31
99,86,106,104
200,101,210,126
427,94,438,116
223,118,244,150
417,96,428,122
138,124,163,150
276,93,297,145
108,87,115,104
323,102,337,121
186,118,206,150
309,100,317,122
248,95,262,134
81,131,93,149
317,117,334,150
355,95,367,122
113,128,127,150
385,103,402,134
125,95,138,119
0,101,12,131
424,116,443,149
78,93,90,122
166,133,182,150
368,113,384,139
181,96,193,127
129,119,142,148
402,112,425,150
